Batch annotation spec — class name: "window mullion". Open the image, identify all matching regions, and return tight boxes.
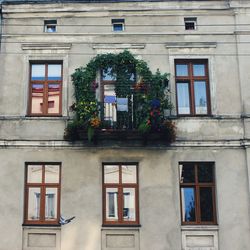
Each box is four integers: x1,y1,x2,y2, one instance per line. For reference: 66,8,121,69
189,62,195,115
44,64,49,115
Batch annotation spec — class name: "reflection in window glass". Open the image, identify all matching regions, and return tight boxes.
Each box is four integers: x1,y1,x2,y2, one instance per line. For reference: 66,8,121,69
31,65,45,80
45,188,58,220
180,164,195,183
48,84,60,114
122,165,137,183
193,64,205,76
28,187,41,220
48,64,62,80
102,67,116,81
123,188,136,221
106,188,118,221
27,165,43,183
176,64,188,76
194,81,207,114
31,84,44,114
104,165,119,183
181,187,196,222
45,165,60,183
200,187,213,221
177,82,190,114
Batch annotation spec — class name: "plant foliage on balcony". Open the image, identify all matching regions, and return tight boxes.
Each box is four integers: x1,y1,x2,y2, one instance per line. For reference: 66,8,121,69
64,50,176,143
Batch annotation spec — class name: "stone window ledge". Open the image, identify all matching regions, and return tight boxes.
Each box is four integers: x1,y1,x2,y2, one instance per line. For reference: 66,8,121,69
181,225,219,231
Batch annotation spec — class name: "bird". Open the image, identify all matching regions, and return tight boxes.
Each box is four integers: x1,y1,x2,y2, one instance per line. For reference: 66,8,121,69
59,216,75,225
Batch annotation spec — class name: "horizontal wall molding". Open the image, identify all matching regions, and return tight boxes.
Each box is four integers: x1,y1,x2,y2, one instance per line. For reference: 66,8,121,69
92,43,145,50
0,139,249,149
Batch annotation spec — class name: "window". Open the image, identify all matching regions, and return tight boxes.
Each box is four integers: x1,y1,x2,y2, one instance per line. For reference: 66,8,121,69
184,17,197,30
175,59,211,115
179,162,216,224
100,67,135,128
29,62,62,116
103,163,139,225
112,19,125,32
44,20,57,33
24,163,61,225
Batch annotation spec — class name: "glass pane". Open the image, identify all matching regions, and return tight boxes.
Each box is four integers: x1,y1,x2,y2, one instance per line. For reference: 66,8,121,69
106,188,118,221
123,188,136,221
102,67,116,81
48,64,62,80
200,187,214,222
104,84,117,123
181,187,196,222
31,84,44,114
28,187,41,220
27,165,42,183
198,163,214,183
48,84,60,114
176,64,188,76
113,23,123,31
194,81,207,114
179,163,195,183
45,165,60,183
122,165,137,183
193,64,205,76
177,82,190,114
31,64,45,80
45,188,58,220
104,165,119,183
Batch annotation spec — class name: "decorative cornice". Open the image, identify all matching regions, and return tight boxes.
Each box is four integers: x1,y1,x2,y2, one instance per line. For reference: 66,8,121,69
165,42,217,49
21,43,72,50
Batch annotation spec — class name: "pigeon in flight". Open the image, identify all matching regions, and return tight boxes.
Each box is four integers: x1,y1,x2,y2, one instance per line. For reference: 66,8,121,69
60,216,75,225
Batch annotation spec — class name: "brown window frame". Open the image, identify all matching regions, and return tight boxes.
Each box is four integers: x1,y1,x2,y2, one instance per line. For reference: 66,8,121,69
24,163,61,225
102,163,139,226
28,61,63,116
179,162,217,225
175,59,211,116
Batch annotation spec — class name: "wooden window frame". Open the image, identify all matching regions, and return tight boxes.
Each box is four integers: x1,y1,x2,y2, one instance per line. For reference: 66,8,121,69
28,61,63,116
102,163,139,226
175,59,211,116
24,163,61,225
179,162,217,225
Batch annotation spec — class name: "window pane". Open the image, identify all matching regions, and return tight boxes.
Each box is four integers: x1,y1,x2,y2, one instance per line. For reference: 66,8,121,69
181,187,196,222
48,64,62,80
106,188,118,221
28,187,41,220
104,165,119,183
31,64,45,80
123,188,136,221
194,81,207,114
198,163,214,183
31,84,44,114
122,165,137,183
177,82,190,114
176,64,188,76
45,188,58,220
102,67,116,81
27,165,42,183
48,84,60,114
180,163,195,183
193,64,205,76
45,165,60,183
113,23,123,31
200,187,214,222
104,84,117,124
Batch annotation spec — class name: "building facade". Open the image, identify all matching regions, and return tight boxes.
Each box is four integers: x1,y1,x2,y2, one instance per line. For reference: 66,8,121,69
0,0,250,250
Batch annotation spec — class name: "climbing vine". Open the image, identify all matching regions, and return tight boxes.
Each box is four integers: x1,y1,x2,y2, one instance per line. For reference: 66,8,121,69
65,50,176,142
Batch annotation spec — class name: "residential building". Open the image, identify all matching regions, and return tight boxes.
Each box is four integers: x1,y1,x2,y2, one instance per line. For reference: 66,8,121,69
0,1,250,250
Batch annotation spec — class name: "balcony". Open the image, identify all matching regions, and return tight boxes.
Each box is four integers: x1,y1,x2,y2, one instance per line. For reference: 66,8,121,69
64,50,176,146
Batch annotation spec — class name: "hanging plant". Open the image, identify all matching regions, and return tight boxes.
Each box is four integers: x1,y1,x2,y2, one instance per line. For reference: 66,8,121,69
64,50,176,143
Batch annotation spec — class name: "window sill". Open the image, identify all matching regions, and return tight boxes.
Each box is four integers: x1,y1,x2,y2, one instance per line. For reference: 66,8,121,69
181,224,219,231
22,224,61,228
102,224,141,228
